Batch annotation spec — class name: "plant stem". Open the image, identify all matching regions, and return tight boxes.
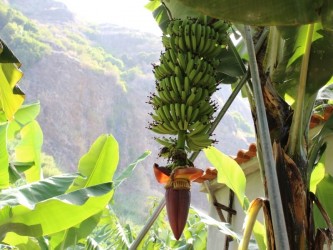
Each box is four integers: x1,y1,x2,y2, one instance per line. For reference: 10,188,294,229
287,24,314,156
239,198,264,250
244,25,290,249
176,130,186,149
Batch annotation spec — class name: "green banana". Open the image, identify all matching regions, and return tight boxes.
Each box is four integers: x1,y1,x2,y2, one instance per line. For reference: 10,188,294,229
180,103,186,122
177,120,184,130
186,105,193,122
174,76,183,96
185,56,194,75
181,91,187,103
149,17,230,152
169,35,178,52
175,103,181,119
169,120,180,131
170,76,181,98
183,76,190,95
157,106,168,122
162,35,171,49
151,124,170,135
193,71,204,85
184,24,191,50
190,23,197,50
177,52,187,71
155,137,176,148
186,90,196,106
162,105,172,120
189,108,200,123
169,90,179,102
169,104,178,122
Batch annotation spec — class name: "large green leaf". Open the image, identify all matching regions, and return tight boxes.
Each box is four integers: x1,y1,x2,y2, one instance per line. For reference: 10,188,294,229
274,24,333,106
49,212,102,250
15,121,43,182
50,134,120,249
7,102,41,140
168,0,332,29
0,174,113,238
67,134,119,192
0,63,25,121
204,146,247,207
313,174,333,229
309,152,326,193
2,233,40,250
0,123,8,189
113,150,151,189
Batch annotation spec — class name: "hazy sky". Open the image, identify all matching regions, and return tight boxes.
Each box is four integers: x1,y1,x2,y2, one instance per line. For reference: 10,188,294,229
58,0,162,35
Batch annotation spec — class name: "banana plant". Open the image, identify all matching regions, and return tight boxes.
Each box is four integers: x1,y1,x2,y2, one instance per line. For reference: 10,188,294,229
145,0,333,248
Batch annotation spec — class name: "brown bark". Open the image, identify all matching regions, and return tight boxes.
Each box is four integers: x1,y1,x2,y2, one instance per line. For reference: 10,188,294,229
251,36,309,249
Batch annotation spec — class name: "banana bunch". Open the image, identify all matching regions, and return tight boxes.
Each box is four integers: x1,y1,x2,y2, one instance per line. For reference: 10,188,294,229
148,17,230,152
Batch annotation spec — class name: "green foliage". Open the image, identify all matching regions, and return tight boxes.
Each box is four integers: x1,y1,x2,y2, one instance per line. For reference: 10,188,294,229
87,198,209,250
230,111,254,136
0,6,52,66
0,176,112,239
41,153,62,178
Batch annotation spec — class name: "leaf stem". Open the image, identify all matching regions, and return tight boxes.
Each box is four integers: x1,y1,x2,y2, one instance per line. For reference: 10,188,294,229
244,25,290,249
239,198,264,250
287,24,314,156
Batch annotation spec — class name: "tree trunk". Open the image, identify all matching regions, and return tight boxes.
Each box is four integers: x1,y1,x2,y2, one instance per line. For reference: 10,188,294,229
252,38,310,249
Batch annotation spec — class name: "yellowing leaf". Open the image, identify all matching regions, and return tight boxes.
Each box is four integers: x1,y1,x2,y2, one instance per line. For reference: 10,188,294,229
0,63,24,121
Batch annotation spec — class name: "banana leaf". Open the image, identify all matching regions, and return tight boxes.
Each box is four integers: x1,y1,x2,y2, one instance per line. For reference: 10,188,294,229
7,102,41,139
49,134,119,249
14,121,43,182
0,174,112,240
313,174,333,229
0,62,24,121
48,212,102,250
204,146,247,207
273,24,333,106
0,123,8,189
2,233,40,250
0,181,112,239
67,134,119,192
166,0,333,30
113,150,151,189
